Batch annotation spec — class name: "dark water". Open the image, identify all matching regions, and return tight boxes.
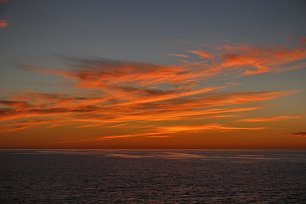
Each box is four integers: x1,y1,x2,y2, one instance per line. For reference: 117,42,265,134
0,150,306,203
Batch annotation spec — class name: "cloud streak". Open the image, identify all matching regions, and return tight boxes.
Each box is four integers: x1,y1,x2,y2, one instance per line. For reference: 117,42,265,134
98,123,265,140
219,45,306,75
0,19,8,28
289,132,306,138
177,41,306,76
239,115,301,122
188,50,213,58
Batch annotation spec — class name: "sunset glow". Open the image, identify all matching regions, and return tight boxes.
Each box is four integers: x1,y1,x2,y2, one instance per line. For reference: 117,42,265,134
0,0,306,149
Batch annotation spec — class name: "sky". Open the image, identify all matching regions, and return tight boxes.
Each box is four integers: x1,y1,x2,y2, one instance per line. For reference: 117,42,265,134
0,0,306,149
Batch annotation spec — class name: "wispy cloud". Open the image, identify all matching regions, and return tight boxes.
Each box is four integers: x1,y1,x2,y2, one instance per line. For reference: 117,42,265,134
178,41,306,76
0,59,296,133
239,115,301,122
0,119,56,133
188,50,213,58
167,53,189,58
289,132,306,138
0,39,304,141
220,44,306,75
101,132,164,140
157,123,265,133
98,123,265,140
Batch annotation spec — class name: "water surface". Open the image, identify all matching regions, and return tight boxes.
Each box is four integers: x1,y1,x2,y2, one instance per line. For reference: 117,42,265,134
0,149,305,203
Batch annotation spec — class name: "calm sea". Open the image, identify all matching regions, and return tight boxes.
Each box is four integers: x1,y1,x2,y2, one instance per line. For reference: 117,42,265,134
0,149,306,203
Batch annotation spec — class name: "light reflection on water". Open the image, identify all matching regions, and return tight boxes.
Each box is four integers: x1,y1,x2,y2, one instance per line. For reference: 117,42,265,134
0,149,306,203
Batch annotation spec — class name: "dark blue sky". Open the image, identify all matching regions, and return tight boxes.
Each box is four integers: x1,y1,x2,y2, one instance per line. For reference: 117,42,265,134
1,0,305,94
1,1,305,59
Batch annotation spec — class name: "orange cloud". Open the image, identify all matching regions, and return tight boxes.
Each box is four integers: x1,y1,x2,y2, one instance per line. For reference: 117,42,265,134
220,44,306,75
240,115,301,122
211,114,239,118
26,41,306,95
289,132,306,138
116,86,224,106
101,132,163,140
145,90,293,112
0,77,294,131
157,124,265,133
1,39,303,145
26,60,196,90
0,100,30,110
173,40,306,76
188,50,213,58
98,123,265,140
0,119,56,133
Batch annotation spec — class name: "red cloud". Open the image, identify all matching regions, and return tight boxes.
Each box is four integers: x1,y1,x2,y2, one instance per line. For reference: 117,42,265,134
300,37,306,44
0,19,8,28
289,132,306,138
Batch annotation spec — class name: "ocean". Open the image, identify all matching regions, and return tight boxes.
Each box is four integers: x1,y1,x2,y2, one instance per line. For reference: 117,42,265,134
0,149,305,203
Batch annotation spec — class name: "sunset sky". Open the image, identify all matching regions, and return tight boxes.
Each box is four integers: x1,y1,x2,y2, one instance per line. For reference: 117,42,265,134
0,0,306,149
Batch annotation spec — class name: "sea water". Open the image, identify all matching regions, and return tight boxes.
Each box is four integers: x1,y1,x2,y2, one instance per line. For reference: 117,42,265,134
0,149,305,203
